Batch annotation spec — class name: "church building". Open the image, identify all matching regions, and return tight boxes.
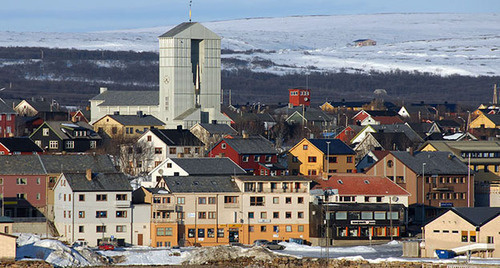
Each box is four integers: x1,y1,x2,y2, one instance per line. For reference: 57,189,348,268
90,22,230,129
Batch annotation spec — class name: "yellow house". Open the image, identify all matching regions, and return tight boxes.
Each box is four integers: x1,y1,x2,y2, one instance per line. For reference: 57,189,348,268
288,138,356,176
93,113,165,139
470,113,500,129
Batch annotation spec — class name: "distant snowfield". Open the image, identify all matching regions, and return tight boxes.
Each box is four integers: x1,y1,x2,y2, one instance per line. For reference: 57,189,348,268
1,13,499,76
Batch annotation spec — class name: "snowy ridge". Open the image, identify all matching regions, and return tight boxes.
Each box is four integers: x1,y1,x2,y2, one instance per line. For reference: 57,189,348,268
0,13,498,76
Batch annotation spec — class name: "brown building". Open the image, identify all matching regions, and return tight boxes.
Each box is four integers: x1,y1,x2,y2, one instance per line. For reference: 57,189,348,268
365,151,473,224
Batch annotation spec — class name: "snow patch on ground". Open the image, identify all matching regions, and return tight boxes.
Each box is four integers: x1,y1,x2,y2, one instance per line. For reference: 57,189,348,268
183,245,284,265
17,237,92,267
98,247,186,266
279,241,377,253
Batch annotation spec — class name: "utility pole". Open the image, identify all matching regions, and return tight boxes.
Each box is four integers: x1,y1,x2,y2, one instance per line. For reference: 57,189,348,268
422,163,426,225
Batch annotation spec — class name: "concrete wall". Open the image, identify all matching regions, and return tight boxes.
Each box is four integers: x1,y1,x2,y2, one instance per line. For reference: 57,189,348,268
0,233,16,260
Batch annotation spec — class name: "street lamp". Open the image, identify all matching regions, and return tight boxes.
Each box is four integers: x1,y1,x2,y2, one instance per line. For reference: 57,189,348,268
422,163,426,224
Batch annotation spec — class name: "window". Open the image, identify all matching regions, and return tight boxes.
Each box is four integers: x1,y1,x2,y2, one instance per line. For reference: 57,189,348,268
116,211,127,218
49,140,58,149
273,197,279,204
308,169,317,175
292,156,299,163
188,229,195,238
285,212,292,219
328,156,337,163
224,196,238,203
308,156,317,163
116,194,127,201
462,231,468,242
43,128,49,136
65,141,74,149
387,212,398,220
242,155,249,162
78,211,85,218
155,148,162,154
36,193,41,200
198,212,206,219
273,226,279,232
35,140,42,147
336,211,347,220
244,182,255,192
298,197,304,204
298,225,304,232
169,147,176,154
16,178,27,185
250,196,264,206
198,197,206,204
387,160,393,167
285,225,292,232
78,194,85,202
348,211,360,219
361,212,373,220
36,178,41,184
207,228,215,237
285,197,292,204
96,226,106,233
273,212,279,219
116,225,126,233
0,178,2,185
374,212,386,220
248,212,254,219
221,143,226,149
265,155,272,162
96,211,107,218
218,228,225,237
208,212,216,219
79,226,84,233
347,156,353,163
177,197,185,204
198,228,205,238
261,226,267,232
260,212,267,219
254,155,260,162
470,231,476,242
96,194,107,201
17,193,25,199
487,236,494,244
303,145,308,150
208,197,216,204
376,197,382,202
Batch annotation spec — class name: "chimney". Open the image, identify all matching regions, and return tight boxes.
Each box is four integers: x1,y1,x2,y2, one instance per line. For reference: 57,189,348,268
409,147,414,156
113,111,120,115
137,111,143,117
177,125,183,130
100,87,108,94
242,130,249,139
86,169,92,181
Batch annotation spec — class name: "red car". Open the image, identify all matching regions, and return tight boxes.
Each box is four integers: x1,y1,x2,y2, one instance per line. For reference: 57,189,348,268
98,244,115,251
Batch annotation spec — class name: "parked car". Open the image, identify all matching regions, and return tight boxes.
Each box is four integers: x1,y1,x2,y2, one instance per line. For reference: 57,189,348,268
264,241,285,250
98,244,115,251
253,239,270,246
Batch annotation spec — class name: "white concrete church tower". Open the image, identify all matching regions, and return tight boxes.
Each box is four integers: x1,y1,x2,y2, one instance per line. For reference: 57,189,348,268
158,22,229,128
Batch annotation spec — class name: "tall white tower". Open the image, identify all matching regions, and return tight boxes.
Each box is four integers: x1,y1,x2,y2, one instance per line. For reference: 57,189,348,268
158,22,226,128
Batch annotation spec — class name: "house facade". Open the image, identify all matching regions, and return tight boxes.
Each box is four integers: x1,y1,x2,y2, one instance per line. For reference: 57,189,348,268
288,88,311,107
0,101,16,138
189,123,237,152
93,113,165,139
53,172,133,247
30,121,101,152
288,138,356,176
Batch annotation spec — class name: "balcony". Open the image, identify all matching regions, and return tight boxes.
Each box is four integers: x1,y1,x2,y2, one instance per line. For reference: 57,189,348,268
432,185,454,191
152,218,177,223
152,203,176,211
115,200,131,208
244,188,308,194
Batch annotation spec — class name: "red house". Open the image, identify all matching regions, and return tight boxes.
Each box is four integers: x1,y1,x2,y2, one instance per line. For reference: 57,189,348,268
289,88,311,107
0,137,43,155
335,125,363,145
208,135,280,175
0,101,16,137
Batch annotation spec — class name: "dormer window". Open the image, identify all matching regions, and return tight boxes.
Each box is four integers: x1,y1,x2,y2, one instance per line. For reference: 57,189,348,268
43,128,49,136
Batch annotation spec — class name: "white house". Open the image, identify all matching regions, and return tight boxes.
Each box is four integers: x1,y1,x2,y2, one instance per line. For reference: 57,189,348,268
53,171,133,247
144,157,247,187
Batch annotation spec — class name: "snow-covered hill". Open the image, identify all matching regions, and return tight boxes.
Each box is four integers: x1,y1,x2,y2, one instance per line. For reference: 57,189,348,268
1,13,498,76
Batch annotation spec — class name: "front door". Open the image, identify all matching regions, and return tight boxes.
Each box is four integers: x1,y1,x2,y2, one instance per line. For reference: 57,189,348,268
137,234,143,246
229,228,239,243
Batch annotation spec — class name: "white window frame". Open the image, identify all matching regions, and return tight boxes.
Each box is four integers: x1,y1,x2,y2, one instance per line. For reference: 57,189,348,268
49,140,58,149
43,128,50,136
66,140,74,149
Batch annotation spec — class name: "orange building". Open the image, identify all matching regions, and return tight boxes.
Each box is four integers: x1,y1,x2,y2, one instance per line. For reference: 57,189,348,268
289,88,310,107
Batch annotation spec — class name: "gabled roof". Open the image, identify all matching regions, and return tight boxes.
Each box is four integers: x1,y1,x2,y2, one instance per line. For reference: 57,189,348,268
159,22,220,39
436,119,461,128
0,137,43,153
371,124,423,143
312,174,410,196
390,151,470,175
451,207,500,227
40,154,117,173
91,90,159,106
105,114,165,126
63,172,132,192
160,22,197,37
222,136,277,155
150,128,203,146
369,115,404,125
38,121,101,140
195,123,238,135
162,176,240,193
369,132,419,151
308,139,355,155
22,98,56,112
0,155,46,175
483,114,500,125
0,99,16,114
170,157,247,175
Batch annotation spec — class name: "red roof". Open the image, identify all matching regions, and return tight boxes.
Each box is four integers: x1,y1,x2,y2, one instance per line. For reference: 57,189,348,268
312,173,410,196
371,150,390,161
371,116,404,125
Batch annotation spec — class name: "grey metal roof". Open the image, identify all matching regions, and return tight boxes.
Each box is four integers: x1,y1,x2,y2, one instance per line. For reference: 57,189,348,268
222,136,278,155
451,207,500,226
0,137,43,153
40,154,117,174
234,175,311,182
484,114,500,125
371,124,423,143
151,128,204,146
0,100,16,114
108,114,165,126
143,187,170,195
0,155,46,175
163,176,240,193
91,90,159,106
159,22,197,38
170,157,247,175
391,151,470,175
43,121,101,140
197,123,238,135
64,172,132,192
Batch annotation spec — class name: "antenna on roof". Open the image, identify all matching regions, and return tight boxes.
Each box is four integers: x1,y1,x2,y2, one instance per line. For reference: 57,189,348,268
189,0,193,22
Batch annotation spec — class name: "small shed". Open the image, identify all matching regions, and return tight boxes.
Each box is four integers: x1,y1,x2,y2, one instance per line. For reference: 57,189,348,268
0,232,17,261
354,39,376,47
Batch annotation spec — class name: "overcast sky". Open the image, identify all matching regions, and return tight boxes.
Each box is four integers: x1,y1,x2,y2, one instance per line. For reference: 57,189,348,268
2,0,499,32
